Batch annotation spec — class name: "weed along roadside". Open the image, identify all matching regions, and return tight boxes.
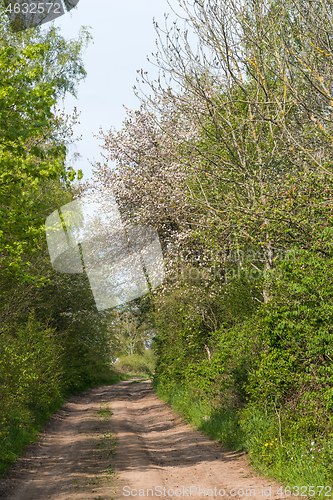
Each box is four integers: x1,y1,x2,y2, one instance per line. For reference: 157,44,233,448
153,381,333,497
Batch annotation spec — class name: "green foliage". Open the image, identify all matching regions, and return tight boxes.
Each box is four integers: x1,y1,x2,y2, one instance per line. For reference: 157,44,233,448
0,15,91,281
153,248,333,488
0,22,119,479
0,315,63,474
247,249,333,438
0,307,124,476
98,403,114,420
0,42,66,277
0,314,62,415
152,272,260,397
107,307,151,357
114,350,156,377
0,2,91,97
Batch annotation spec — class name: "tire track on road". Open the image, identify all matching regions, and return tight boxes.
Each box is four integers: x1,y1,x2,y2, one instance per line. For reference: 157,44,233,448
0,379,301,500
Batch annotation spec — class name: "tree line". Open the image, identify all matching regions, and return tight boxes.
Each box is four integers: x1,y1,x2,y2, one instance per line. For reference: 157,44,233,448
86,0,333,487
0,7,125,475
2,0,333,487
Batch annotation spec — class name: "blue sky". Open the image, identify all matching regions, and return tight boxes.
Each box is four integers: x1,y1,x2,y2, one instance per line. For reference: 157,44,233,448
52,0,177,180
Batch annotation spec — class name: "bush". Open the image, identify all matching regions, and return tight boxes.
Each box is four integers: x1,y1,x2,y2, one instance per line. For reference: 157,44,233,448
246,249,333,440
114,350,156,377
0,313,124,477
152,248,333,490
0,315,63,475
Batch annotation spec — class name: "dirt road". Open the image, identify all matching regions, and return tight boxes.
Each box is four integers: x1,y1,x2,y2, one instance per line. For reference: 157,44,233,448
0,379,297,500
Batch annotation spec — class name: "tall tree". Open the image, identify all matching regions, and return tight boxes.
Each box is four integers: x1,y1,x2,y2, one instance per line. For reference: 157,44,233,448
0,19,90,281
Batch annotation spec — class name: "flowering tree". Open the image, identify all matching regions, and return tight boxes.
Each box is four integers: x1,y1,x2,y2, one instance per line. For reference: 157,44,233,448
87,0,333,309
135,0,333,299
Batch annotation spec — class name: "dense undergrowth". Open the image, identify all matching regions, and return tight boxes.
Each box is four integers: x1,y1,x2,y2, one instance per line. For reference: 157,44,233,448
113,350,156,378
0,13,113,479
152,249,333,494
0,312,126,477
155,382,333,491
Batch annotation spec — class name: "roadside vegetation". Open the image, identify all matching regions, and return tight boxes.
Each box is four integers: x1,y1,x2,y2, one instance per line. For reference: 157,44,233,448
113,350,156,378
3,0,333,493
85,0,333,492
0,13,125,476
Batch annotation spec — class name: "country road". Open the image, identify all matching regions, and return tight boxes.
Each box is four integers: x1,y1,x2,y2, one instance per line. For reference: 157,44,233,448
0,379,300,500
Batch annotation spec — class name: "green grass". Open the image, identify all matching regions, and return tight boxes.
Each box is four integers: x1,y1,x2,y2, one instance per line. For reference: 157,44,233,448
154,381,333,497
241,406,333,491
98,403,114,420
97,430,117,459
113,350,156,377
0,396,65,477
154,383,244,450
0,369,126,478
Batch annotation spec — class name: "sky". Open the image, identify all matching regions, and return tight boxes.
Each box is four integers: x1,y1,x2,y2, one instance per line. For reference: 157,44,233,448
51,0,178,181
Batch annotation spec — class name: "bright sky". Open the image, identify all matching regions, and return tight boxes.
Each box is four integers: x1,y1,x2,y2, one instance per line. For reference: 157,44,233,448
52,0,177,181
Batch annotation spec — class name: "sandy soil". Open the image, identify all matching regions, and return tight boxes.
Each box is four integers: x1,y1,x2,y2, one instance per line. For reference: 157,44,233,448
0,379,301,500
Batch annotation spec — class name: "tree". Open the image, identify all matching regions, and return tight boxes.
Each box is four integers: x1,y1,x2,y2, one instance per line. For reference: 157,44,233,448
83,0,333,358
132,0,333,299
0,4,91,98
0,21,90,281
107,307,150,356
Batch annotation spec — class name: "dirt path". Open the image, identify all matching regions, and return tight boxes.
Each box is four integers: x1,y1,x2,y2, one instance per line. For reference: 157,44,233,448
0,379,299,500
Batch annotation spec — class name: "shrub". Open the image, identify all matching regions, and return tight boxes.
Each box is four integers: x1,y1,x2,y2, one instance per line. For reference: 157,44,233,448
114,350,156,377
